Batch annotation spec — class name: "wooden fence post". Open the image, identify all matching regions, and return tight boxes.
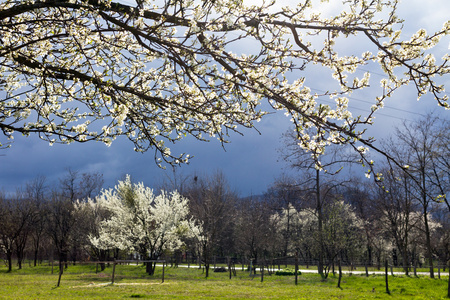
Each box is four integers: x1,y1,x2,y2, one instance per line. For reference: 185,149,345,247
162,261,165,283
272,258,275,274
111,259,117,284
295,252,299,286
337,257,342,288
414,258,417,277
261,263,264,283
385,259,390,294
228,257,232,280
447,260,450,298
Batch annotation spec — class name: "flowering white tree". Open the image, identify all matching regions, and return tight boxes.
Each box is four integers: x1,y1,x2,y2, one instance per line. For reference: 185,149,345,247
89,175,198,275
75,196,111,270
407,211,442,267
1,0,448,167
271,200,366,278
270,204,316,258
375,210,441,273
322,200,367,268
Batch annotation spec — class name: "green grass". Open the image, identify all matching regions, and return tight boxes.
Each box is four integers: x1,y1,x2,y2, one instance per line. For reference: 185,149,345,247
0,263,448,299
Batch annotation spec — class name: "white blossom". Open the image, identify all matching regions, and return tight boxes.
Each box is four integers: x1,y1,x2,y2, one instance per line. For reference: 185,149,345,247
89,175,200,258
0,0,448,164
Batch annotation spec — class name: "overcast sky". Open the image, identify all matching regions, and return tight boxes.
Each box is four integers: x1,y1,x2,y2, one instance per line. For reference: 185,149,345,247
1,0,449,197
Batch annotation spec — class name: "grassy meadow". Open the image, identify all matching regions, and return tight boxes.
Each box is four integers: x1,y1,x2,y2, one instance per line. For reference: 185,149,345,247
0,262,448,299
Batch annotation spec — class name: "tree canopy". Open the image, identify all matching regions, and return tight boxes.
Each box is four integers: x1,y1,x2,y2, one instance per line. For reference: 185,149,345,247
88,175,196,264
1,0,448,166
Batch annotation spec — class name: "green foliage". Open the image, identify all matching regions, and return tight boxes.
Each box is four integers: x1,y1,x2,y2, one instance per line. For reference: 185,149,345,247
118,182,138,210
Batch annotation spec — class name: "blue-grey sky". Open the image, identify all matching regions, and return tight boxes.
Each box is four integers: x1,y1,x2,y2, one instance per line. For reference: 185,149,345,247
1,0,449,197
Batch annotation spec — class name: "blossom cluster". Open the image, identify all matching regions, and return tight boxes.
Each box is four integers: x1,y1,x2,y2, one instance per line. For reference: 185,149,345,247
1,0,448,165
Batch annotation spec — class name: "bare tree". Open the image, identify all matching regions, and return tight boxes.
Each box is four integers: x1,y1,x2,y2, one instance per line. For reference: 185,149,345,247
59,168,103,201
234,196,273,262
428,119,450,213
59,169,80,202
434,209,450,275
373,166,417,275
79,172,104,200
390,115,445,278
342,178,378,269
57,169,103,263
25,175,47,202
157,167,191,195
0,192,34,271
0,193,16,272
184,171,237,278
279,128,358,277
46,191,78,272
25,175,48,266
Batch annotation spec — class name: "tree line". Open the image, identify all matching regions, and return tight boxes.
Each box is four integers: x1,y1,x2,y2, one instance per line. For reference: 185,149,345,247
0,116,449,280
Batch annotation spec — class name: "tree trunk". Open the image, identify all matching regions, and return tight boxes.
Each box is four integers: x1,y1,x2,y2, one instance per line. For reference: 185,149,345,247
316,169,324,278
367,246,372,266
6,249,12,272
403,178,410,276
57,262,64,287
146,261,156,275
337,256,342,288
59,251,68,271
16,243,25,270
423,208,434,278
99,249,107,271
420,164,434,279
401,248,409,276
34,248,39,267
17,257,22,270
205,263,210,278
365,259,369,277
385,259,390,294
146,262,151,274
332,259,335,276
447,261,450,298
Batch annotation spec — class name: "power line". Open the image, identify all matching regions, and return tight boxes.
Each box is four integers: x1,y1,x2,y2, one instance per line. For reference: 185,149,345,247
317,97,415,122
309,85,429,122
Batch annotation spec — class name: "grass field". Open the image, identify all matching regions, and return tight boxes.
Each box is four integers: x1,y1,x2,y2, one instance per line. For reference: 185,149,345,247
0,262,448,299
